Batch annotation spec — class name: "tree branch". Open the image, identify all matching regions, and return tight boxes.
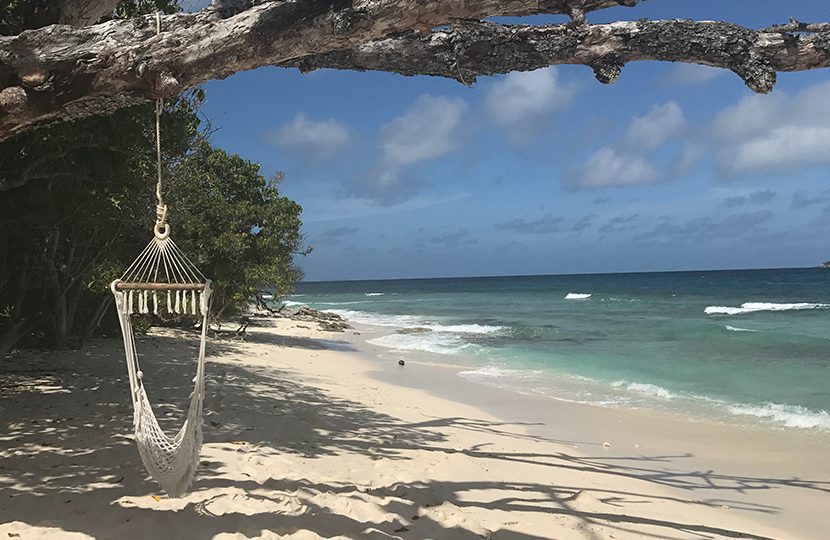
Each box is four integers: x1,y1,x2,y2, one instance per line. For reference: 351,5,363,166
1,0,829,140
286,19,830,92
0,0,644,139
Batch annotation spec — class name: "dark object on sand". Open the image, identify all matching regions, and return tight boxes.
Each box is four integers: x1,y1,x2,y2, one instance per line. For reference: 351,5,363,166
212,316,250,341
397,327,432,335
398,360,405,366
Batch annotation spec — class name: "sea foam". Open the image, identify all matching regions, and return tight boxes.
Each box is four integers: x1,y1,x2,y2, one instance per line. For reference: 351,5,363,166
728,402,830,430
424,323,503,334
367,333,469,355
725,325,757,333
329,309,421,327
459,366,545,380
612,380,674,399
704,302,829,315
565,293,592,300
331,309,504,334
365,292,385,296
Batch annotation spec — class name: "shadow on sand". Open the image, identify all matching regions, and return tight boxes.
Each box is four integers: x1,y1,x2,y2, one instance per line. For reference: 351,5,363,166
1,328,826,539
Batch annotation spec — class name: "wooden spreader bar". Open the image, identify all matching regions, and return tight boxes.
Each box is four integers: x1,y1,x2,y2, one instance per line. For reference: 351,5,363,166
115,282,206,291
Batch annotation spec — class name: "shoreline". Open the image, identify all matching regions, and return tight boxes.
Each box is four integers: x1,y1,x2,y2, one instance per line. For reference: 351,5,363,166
1,317,828,538
347,315,830,436
347,320,830,538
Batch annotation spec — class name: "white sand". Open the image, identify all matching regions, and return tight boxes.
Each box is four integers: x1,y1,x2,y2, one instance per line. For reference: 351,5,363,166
1,317,828,539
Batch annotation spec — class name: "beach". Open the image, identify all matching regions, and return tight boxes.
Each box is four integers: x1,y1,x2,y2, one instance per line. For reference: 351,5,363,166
1,316,828,539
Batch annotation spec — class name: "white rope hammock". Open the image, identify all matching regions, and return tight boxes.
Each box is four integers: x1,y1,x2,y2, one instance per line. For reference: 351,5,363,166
111,232,212,497
111,28,213,494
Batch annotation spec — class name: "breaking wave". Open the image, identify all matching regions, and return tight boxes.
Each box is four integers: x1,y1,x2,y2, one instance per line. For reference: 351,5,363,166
704,302,830,316
565,293,592,300
367,333,471,356
728,402,830,430
612,380,674,399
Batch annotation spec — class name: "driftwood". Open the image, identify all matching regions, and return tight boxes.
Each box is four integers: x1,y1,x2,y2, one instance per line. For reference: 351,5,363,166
0,1,829,140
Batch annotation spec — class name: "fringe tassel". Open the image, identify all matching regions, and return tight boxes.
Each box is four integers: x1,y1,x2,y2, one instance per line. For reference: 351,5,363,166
128,290,134,315
175,290,181,314
167,290,172,314
191,290,197,315
153,292,159,315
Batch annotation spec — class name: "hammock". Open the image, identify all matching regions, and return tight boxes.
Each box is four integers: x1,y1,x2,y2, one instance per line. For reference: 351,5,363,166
110,80,213,496
111,232,212,497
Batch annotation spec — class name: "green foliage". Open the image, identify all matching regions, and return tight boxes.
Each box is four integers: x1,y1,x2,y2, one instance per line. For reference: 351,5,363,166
167,138,305,316
0,97,200,352
0,0,306,356
0,87,305,353
0,0,305,355
130,315,152,336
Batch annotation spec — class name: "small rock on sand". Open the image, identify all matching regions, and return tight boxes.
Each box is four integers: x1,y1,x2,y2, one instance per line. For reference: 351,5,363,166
398,360,405,366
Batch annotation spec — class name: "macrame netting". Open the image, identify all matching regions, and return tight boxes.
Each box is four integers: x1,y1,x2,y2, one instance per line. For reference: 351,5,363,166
111,234,212,497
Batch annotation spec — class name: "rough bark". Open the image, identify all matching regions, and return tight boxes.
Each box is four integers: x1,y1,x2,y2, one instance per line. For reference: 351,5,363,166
0,0,829,139
286,20,830,92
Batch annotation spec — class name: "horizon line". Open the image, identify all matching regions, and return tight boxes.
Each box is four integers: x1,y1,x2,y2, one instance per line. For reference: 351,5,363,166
299,264,822,284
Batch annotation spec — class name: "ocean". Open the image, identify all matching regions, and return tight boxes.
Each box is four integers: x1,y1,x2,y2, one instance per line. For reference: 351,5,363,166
290,268,830,431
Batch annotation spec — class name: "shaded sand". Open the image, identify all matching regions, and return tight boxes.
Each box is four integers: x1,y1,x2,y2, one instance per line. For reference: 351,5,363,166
1,317,828,539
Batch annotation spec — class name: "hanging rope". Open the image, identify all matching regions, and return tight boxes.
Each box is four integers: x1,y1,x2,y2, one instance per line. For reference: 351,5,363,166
153,11,169,240
154,98,168,239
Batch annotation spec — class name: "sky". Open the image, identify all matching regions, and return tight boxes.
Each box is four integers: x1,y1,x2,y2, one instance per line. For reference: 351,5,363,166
195,0,830,282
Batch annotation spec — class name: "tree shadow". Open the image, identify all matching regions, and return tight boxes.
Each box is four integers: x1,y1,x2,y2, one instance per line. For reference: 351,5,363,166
1,331,826,539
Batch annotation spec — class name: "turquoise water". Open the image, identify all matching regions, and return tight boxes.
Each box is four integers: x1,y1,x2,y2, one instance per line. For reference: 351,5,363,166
292,269,830,430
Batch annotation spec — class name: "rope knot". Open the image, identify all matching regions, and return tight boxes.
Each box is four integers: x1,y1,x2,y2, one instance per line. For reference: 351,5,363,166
154,203,170,240
156,203,168,226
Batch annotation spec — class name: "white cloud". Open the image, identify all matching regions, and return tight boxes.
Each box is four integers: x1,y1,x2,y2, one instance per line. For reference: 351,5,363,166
379,95,467,166
271,113,351,161
713,93,785,142
731,126,830,172
662,64,724,87
570,102,685,189
485,67,573,138
624,102,685,151
344,95,468,204
575,147,659,189
714,81,830,174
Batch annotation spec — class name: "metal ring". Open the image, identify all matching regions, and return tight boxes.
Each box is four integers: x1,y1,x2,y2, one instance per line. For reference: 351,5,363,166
154,221,171,240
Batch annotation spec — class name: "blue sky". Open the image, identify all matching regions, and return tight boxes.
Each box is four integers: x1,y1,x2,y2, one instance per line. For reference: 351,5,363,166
196,1,830,281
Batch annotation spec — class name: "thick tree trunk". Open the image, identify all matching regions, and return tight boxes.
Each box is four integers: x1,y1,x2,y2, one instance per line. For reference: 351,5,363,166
64,279,84,343
0,1,829,142
52,290,69,349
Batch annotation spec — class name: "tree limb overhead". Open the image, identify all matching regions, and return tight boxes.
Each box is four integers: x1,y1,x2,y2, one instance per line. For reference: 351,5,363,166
285,19,830,92
1,0,829,140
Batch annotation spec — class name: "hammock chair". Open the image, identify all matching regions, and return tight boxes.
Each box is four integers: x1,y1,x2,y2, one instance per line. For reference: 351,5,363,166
110,91,212,497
